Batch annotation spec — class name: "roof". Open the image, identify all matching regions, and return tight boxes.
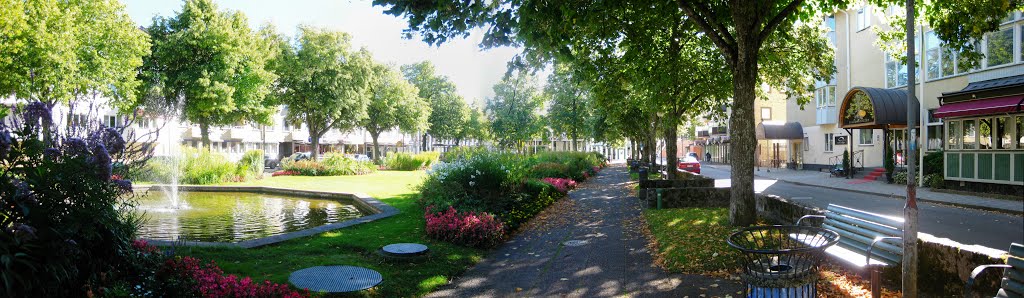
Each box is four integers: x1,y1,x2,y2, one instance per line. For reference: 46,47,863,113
756,122,804,140
838,87,910,129
941,74,1024,103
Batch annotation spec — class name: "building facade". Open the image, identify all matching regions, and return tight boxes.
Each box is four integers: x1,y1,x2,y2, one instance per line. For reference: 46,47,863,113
787,5,1023,188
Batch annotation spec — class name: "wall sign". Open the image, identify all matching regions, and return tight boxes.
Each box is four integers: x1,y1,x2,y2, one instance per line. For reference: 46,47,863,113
834,135,849,145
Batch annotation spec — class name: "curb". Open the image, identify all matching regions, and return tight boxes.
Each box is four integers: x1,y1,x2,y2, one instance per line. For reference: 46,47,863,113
759,176,1024,215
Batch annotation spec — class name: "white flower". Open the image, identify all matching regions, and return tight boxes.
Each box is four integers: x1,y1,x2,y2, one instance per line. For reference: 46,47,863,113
469,181,476,186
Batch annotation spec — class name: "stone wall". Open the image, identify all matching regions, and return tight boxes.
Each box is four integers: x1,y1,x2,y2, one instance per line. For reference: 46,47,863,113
643,187,730,209
754,194,1008,295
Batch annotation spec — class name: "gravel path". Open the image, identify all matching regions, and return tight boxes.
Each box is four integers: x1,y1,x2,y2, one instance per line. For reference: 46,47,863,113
427,164,744,298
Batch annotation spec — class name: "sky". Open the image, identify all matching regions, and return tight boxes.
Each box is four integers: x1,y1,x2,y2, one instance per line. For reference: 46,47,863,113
121,0,523,107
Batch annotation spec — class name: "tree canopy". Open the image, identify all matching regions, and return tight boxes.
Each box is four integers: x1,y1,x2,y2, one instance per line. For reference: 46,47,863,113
142,0,278,146
544,64,592,152
486,72,544,152
362,63,430,161
401,61,469,145
272,26,374,159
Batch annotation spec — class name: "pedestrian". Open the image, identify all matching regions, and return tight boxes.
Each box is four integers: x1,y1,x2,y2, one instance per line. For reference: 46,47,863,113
705,152,711,162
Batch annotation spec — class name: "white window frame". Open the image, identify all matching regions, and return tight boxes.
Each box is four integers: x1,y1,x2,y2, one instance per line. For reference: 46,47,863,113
859,129,874,145
825,133,835,152
761,107,772,120
856,7,871,31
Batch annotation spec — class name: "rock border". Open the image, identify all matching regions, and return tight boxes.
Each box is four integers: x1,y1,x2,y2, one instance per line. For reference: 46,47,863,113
135,185,399,249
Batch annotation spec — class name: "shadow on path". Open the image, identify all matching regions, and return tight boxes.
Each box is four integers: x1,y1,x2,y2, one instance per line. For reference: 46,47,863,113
427,164,744,297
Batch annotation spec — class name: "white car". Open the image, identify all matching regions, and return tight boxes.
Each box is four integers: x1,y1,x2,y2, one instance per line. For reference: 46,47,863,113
345,154,370,161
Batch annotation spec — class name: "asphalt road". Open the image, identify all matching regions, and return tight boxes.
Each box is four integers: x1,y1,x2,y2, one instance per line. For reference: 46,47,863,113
700,165,1024,250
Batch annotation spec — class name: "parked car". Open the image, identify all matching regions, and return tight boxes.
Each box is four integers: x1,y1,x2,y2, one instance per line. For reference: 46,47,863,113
290,152,312,162
264,155,279,169
678,156,701,174
686,152,699,159
344,154,370,161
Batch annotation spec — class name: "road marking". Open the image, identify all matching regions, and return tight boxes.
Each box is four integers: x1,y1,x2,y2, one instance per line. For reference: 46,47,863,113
790,197,813,200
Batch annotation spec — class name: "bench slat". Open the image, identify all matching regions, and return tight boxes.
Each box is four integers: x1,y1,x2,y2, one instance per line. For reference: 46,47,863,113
1007,268,1024,285
1010,243,1024,258
1002,277,1024,297
1010,256,1024,272
826,214,903,239
833,237,901,265
822,219,904,248
827,205,903,228
823,223,903,256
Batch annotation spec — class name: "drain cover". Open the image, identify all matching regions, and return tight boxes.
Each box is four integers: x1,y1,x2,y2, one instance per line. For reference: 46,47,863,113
563,240,589,247
381,243,429,257
289,265,382,293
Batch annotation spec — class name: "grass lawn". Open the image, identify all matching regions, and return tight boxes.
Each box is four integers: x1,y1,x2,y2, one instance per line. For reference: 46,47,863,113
642,207,741,275
174,171,485,297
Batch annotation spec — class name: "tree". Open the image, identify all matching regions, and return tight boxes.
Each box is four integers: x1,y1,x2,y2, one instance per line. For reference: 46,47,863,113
143,0,277,148
460,107,491,144
0,0,149,110
486,72,544,152
272,26,373,160
401,61,469,148
544,64,592,152
362,63,430,162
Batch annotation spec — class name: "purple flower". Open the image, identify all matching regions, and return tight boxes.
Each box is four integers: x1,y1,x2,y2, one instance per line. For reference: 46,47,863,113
112,179,133,193
64,138,89,156
22,101,52,129
11,223,37,242
0,129,10,158
12,179,37,205
43,147,61,160
91,144,112,181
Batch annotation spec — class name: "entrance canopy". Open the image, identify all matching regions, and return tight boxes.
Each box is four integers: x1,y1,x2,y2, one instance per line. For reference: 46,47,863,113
756,122,804,140
933,95,1023,118
838,87,909,129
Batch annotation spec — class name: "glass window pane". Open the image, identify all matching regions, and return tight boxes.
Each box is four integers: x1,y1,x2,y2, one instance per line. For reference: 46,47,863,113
927,125,944,151
886,61,898,87
963,119,977,149
997,117,1013,149
860,129,873,144
1020,24,1023,63
980,118,993,149
942,49,956,76
828,86,836,105
926,48,940,79
1018,116,1024,149
948,120,960,150
986,27,1013,67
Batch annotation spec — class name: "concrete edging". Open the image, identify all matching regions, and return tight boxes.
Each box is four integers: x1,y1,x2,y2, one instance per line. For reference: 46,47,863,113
137,185,400,249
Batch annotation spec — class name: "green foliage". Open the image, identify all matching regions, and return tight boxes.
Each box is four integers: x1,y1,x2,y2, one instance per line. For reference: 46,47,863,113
282,153,377,176
235,150,264,181
924,173,945,189
644,208,740,273
460,108,491,143
486,72,544,151
924,150,944,176
893,171,916,185
142,0,278,145
363,63,430,160
402,61,468,142
274,26,374,159
842,150,850,172
127,157,174,183
884,148,895,174
383,152,440,171
0,0,150,110
180,148,237,185
544,63,592,151
441,146,489,162
530,151,603,181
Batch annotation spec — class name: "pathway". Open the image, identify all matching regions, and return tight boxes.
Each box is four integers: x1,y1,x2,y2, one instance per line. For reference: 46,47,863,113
428,164,743,297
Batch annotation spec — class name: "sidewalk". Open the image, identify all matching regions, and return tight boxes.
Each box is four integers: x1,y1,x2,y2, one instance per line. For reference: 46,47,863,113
427,164,743,297
706,163,1023,214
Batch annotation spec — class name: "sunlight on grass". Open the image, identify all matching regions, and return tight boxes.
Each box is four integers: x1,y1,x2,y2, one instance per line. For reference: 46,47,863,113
417,275,449,292
644,207,740,275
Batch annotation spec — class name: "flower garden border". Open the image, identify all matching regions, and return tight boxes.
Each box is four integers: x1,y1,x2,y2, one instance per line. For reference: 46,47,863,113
133,185,399,248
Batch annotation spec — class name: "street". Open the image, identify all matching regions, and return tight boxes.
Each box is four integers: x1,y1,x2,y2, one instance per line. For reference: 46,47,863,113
700,165,1024,250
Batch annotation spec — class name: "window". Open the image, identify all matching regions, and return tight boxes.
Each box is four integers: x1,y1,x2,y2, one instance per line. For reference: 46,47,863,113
997,117,1013,149
985,26,1014,67
859,129,873,145
804,137,810,151
1018,115,1024,149
856,7,871,31
947,120,961,150
826,16,837,47
815,86,836,107
979,118,993,149
825,133,834,152
761,107,772,120
962,119,977,149
926,125,944,151
885,50,920,88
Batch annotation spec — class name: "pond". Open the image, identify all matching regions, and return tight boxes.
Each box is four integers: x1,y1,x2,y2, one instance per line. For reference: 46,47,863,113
135,191,368,243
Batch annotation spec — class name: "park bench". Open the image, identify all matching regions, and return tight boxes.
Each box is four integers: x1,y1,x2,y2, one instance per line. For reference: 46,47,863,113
796,204,904,298
964,243,1024,298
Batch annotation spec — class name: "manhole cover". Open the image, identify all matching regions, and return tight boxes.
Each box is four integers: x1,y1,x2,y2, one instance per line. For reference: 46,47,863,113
289,265,382,293
381,243,429,257
563,240,589,247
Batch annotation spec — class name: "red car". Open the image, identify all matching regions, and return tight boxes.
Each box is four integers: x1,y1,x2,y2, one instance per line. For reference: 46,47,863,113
678,156,701,174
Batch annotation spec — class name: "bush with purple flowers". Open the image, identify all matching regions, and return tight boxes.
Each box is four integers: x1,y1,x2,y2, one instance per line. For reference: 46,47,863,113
0,103,142,297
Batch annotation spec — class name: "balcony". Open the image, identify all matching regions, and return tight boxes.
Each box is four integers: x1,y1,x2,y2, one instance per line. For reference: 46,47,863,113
816,106,837,125
223,127,258,141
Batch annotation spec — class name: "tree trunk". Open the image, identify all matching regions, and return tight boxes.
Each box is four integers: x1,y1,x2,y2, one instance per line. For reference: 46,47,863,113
200,122,211,149
727,40,761,227
310,135,321,160
371,131,381,163
421,133,428,151
665,117,679,180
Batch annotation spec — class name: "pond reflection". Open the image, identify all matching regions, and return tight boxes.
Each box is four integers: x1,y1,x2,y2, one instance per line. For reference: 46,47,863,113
135,191,366,242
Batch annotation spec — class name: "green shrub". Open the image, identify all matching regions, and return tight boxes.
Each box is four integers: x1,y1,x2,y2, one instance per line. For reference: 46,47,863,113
441,146,489,162
924,150,944,176
282,153,376,176
180,148,236,184
235,150,264,181
128,157,174,183
893,171,916,185
530,151,603,181
925,173,945,188
529,162,572,179
383,152,429,170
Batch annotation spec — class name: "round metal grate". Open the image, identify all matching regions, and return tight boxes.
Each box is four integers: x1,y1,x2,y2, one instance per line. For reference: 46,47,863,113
562,240,589,247
289,265,382,293
381,243,429,257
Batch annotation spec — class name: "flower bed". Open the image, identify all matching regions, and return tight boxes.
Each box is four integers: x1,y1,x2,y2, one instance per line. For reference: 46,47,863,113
280,153,376,176
419,150,604,248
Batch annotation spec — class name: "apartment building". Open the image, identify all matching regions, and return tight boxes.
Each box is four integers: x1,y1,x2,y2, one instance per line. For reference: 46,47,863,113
789,6,1023,189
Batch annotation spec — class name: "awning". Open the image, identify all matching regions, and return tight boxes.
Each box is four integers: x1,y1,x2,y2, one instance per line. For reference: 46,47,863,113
934,95,1024,118
756,122,804,140
838,87,909,129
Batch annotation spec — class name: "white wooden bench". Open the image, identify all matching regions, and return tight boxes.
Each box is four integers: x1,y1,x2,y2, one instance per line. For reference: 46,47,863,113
796,204,904,298
965,243,1024,298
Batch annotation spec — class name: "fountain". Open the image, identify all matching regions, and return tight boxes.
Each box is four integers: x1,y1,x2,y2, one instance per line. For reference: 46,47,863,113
156,116,186,210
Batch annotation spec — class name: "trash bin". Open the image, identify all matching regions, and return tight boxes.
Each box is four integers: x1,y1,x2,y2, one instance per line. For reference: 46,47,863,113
638,166,649,181
727,225,839,298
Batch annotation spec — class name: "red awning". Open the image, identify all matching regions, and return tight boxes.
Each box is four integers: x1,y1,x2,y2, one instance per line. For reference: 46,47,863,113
934,95,1024,118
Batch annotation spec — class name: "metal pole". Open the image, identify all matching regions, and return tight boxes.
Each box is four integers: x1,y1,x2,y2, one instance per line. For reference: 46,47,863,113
903,0,920,296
